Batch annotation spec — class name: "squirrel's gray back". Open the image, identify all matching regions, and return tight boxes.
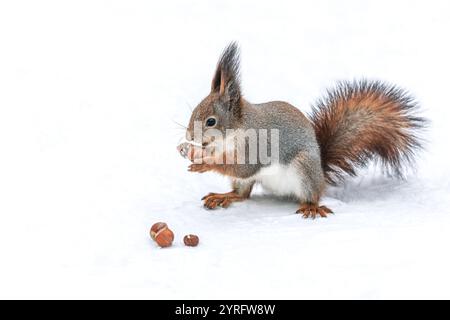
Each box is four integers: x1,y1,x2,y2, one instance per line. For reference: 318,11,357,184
240,100,321,165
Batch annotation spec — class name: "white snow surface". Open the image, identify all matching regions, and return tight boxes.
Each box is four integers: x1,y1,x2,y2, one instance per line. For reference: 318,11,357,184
1,0,450,299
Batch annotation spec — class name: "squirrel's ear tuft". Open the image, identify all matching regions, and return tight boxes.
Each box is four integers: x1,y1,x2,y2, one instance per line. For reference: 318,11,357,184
211,42,242,110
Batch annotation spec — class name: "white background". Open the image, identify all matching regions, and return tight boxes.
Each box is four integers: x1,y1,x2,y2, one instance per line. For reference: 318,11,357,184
1,0,449,299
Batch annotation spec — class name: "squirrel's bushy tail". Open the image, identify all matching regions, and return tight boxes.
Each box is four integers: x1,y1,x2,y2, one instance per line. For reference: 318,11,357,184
310,80,426,185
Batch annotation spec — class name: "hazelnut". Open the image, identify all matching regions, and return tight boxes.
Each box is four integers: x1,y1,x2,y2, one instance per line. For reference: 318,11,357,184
183,234,199,247
176,142,205,162
177,142,191,159
155,228,174,248
150,222,168,240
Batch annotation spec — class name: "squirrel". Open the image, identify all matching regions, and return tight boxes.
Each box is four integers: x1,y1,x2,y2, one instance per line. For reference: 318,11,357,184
178,42,425,218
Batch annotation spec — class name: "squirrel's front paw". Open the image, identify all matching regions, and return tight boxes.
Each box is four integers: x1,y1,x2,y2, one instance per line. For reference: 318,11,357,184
296,204,333,219
188,163,210,173
202,191,245,209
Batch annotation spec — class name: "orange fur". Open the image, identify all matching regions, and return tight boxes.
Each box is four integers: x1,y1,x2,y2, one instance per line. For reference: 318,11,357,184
310,80,425,185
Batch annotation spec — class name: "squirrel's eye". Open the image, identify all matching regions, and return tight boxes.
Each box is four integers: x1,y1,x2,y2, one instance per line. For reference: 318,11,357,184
206,117,216,127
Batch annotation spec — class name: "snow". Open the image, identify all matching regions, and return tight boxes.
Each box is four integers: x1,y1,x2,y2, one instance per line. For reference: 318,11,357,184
1,0,450,299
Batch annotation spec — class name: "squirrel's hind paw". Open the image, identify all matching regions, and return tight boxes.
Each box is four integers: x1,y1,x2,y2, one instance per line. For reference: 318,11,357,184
297,204,333,219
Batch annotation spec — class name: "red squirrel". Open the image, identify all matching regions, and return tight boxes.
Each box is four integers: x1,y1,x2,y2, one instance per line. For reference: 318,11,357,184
178,42,425,218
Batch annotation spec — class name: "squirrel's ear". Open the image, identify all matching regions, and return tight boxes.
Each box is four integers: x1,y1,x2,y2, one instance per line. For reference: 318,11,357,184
211,42,242,110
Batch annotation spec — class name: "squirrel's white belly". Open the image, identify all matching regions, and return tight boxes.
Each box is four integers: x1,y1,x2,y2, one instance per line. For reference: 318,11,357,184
253,164,305,199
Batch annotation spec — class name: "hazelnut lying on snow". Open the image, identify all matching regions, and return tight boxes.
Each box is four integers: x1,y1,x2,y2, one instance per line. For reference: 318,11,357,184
150,222,174,248
150,222,168,240
155,228,174,248
183,234,199,247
